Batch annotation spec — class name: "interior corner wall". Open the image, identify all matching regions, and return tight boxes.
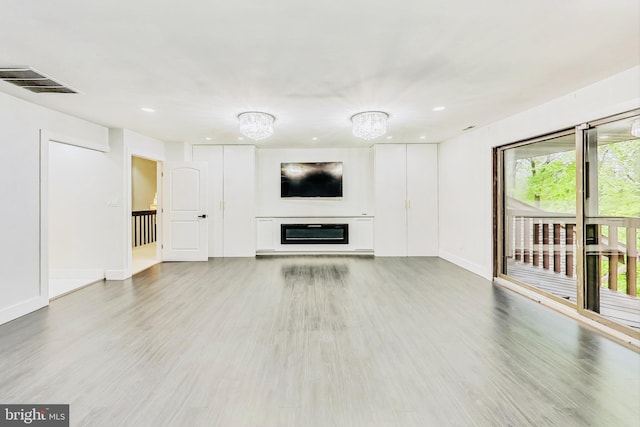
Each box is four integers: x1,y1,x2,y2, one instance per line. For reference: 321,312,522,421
256,147,373,217
0,91,109,325
437,66,640,280
164,141,190,161
124,129,165,161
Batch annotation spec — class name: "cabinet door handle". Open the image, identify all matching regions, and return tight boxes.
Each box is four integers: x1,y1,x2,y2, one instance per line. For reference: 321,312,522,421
198,214,207,219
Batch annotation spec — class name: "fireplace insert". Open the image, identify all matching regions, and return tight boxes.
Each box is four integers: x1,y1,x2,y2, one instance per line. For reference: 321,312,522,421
281,224,349,244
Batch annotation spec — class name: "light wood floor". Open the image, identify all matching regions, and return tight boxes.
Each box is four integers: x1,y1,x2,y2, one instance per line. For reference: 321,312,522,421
1,257,639,427
132,242,159,275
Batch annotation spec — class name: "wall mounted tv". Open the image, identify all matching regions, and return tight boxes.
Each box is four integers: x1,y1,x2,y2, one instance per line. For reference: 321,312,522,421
281,162,343,198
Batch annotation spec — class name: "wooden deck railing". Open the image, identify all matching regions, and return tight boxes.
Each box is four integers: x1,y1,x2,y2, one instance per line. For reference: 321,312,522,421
132,210,157,247
506,212,638,297
586,217,639,297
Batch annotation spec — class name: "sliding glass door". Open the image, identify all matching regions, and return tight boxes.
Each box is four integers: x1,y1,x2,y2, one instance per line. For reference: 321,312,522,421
581,113,639,329
496,109,640,334
499,131,578,304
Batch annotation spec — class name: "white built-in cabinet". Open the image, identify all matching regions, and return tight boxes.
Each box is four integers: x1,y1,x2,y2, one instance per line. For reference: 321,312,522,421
192,145,256,257
374,144,438,256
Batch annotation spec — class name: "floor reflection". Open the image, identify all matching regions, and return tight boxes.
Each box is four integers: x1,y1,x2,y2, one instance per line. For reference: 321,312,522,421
277,261,350,332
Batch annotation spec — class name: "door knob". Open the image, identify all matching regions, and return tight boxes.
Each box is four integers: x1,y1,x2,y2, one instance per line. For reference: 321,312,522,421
198,214,207,219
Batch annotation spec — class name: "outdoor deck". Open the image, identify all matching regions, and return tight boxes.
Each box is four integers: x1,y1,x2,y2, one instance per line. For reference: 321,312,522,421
507,260,640,330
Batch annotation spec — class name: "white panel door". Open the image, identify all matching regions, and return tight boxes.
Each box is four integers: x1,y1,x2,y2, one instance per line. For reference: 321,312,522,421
162,162,208,261
374,145,408,256
223,146,256,257
406,144,439,256
192,145,224,257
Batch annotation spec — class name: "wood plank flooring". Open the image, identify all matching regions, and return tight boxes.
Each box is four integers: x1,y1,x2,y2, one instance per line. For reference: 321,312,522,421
1,257,639,427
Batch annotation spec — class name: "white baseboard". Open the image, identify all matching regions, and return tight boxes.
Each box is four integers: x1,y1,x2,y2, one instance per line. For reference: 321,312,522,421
105,269,130,281
49,269,105,299
439,250,491,279
49,279,103,299
50,268,104,280
0,296,48,326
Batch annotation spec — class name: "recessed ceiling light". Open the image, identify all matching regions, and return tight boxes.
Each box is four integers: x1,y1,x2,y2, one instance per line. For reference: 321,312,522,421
140,107,155,113
386,136,393,139
205,137,212,141
433,106,446,112
237,137,244,141
312,137,318,141
419,136,426,139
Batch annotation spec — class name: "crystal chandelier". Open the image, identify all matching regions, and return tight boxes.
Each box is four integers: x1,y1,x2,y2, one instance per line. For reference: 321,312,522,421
631,118,640,138
238,111,275,141
351,111,389,140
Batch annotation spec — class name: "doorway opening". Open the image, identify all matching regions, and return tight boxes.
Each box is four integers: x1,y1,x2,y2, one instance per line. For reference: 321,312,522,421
131,156,160,274
45,134,110,300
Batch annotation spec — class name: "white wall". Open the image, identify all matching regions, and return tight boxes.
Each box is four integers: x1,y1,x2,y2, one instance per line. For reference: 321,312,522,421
0,91,108,324
165,141,191,161
438,66,640,279
132,156,157,211
257,147,373,217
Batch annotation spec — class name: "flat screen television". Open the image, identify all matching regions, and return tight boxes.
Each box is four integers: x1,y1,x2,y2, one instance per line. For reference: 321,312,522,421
281,162,343,198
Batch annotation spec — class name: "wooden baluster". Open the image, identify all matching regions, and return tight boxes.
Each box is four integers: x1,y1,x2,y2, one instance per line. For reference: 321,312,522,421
553,224,561,273
514,217,522,261
542,223,550,270
523,218,531,264
608,225,618,291
566,224,574,277
627,227,638,297
533,222,540,267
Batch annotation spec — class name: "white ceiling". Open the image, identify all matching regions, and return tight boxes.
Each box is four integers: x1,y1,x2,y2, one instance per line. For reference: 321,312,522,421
0,0,638,147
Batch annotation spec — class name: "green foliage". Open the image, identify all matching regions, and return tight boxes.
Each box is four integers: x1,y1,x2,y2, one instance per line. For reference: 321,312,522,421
524,153,576,213
597,140,640,217
510,139,639,217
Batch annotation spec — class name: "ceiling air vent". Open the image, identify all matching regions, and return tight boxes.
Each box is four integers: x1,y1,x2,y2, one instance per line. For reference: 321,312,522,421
0,67,77,94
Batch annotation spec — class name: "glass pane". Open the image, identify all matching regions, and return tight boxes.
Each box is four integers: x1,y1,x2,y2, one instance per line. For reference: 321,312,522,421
584,115,639,330
502,133,577,303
